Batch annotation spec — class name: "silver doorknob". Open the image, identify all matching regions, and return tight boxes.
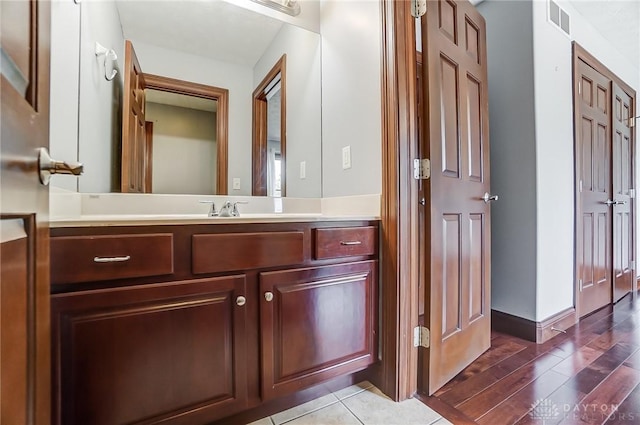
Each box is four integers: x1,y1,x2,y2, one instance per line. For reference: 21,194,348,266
264,292,274,302
482,192,499,203
236,296,246,306
38,147,83,185
615,200,627,205
604,199,615,206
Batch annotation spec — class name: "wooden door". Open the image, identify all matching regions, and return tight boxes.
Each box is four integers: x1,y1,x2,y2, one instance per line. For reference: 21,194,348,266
575,59,613,316
612,83,634,302
259,262,377,400
0,1,51,423
122,40,146,193
51,276,248,425
419,0,492,394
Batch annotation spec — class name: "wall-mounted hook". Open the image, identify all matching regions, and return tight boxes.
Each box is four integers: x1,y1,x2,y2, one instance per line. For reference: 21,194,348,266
95,42,118,81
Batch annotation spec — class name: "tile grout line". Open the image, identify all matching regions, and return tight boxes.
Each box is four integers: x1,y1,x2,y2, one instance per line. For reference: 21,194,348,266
276,395,341,425
339,399,366,425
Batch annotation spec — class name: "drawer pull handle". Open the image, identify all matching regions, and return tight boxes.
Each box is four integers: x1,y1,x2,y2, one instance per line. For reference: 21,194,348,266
340,241,362,246
264,292,274,302
236,296,246,306
93,255,131,263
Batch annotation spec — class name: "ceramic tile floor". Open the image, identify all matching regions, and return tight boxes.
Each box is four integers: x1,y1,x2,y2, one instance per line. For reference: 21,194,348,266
248,381,452,425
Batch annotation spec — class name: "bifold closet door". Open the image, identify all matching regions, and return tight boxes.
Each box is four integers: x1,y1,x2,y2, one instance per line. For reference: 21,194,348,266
612,83,634,302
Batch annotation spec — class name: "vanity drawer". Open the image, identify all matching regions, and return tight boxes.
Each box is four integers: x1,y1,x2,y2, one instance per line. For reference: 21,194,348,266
192,232,305,274
51,234,174,284
314,226,376,260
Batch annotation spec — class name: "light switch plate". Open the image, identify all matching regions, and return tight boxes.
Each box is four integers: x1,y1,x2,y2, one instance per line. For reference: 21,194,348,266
232,178,241,190
300,161,306,179
342,146,351,169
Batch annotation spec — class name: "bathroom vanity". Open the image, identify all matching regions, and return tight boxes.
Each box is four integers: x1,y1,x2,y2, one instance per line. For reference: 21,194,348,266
49,217,379,424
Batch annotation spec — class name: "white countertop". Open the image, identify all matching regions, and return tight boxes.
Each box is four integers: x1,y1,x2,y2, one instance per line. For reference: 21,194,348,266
49,213,379,228
49,191,381,227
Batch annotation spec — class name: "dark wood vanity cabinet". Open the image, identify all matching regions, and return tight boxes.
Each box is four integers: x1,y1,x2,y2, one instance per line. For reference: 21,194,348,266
50,221,378,425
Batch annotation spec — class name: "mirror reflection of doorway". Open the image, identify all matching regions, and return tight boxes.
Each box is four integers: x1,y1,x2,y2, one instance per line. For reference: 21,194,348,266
122,40,229,194
253,55,286,197
266,82,282,197
145,90,218,195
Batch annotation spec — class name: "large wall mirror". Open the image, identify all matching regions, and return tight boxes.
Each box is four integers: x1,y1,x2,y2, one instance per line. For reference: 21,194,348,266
50,0,322,198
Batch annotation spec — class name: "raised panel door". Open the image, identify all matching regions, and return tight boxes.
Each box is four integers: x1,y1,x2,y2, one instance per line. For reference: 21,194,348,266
51,276,248,425
575,59,612,317
420,0,491,394
1,1,51,423
259,261,377,400
612,83,634,302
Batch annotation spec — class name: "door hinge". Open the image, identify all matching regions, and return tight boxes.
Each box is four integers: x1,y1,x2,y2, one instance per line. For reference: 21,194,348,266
578,81,582,95
579,279,583,292
630,189,635,199
413,326,430,348
579,180,583,193
630,115,638,128
413,158,431,180
411,0,427,18
631,260,636,269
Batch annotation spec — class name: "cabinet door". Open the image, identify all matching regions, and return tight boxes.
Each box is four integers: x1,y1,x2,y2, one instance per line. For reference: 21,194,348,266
260,261,377,400
51,276,247,425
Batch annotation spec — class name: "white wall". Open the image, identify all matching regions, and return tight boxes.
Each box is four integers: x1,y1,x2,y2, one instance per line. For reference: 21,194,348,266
253,24,322,198
478,0,538,321
77,0,125,193
320,0,382,197
147,103,217,195
533,0,640,320
50,0,81,192
123,41,254,196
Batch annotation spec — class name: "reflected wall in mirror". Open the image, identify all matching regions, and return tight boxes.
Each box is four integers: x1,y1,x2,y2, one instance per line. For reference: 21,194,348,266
49,0,321,197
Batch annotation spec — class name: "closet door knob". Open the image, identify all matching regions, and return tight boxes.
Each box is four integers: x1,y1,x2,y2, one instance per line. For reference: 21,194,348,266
236,296,246,306
481,192,499,203
264,292,274,302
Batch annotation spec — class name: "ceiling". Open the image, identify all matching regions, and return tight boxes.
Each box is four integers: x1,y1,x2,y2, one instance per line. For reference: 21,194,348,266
115,0,284,66
565,0,640,68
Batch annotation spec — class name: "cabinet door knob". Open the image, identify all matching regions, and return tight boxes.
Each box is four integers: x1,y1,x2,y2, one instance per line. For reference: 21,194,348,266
236,296,246,306
264,292,274,302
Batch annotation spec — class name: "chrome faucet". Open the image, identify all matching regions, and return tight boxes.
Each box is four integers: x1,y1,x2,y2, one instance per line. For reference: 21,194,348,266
199,200,218,217
218,201,248,217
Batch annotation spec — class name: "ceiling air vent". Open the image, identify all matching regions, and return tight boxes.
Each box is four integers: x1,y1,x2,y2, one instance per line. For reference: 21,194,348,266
548,0,571,37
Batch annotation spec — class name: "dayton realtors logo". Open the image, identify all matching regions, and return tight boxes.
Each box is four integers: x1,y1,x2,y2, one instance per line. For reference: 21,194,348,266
529,398,635,422
529,398,560,423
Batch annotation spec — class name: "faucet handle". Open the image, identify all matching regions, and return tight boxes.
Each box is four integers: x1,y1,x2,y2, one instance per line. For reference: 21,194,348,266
231,201,248,217
199,200,218,217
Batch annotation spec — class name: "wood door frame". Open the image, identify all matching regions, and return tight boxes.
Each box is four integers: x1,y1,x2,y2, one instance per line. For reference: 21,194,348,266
252,55,286,197
572,42,637,316
143,73,229,195
377,0,419,401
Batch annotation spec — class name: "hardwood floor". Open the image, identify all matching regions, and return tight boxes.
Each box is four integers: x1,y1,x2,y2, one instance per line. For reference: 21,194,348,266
418,293,640,425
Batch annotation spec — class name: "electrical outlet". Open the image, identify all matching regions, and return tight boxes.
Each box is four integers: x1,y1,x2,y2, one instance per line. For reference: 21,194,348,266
342,146,351,170
232,178,241,190
300,161,306,179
